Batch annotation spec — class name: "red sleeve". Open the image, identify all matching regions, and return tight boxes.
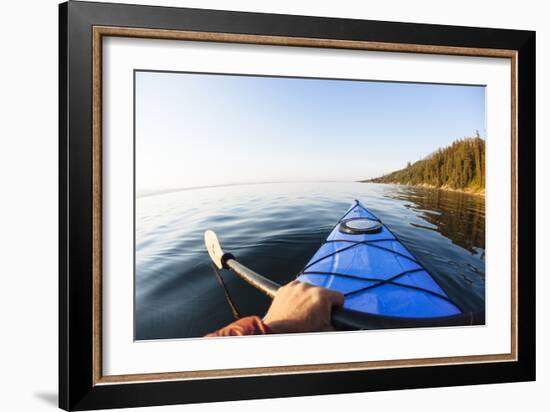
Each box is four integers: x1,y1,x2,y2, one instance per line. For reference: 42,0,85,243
206,316,271,337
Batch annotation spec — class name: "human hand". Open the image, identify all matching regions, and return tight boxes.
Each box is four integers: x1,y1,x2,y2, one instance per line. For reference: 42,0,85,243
263,280,344,334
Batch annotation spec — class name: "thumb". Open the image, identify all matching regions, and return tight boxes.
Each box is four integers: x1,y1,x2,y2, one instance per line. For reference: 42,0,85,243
325,289,345,307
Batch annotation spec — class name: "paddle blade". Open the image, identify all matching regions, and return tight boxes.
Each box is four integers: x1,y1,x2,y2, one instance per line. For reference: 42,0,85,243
204,230,224,269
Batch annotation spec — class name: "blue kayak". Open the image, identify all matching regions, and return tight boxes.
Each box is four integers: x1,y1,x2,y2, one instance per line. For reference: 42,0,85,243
296,200,463,324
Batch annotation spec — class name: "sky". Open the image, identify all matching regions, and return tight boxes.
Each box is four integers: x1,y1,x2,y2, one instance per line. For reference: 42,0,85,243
135,71,485,195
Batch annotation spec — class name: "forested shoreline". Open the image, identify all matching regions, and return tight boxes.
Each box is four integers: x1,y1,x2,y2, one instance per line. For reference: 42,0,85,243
365,135,485,195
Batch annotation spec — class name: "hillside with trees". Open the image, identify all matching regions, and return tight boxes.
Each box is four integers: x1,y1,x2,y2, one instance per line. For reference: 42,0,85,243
365,135,485,194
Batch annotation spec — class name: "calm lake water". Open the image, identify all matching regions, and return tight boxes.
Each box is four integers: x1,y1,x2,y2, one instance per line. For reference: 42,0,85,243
135,182,485,340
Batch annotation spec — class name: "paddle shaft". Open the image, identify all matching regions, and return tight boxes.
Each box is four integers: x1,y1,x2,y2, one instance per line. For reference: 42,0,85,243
225,259,278,298
224,257,364,330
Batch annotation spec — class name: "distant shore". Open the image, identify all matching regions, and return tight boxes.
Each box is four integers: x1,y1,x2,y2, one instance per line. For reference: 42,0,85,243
364,181,485,197
364,137,486,197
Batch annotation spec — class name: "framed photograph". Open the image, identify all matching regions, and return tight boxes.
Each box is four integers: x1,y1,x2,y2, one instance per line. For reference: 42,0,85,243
59,1,535,410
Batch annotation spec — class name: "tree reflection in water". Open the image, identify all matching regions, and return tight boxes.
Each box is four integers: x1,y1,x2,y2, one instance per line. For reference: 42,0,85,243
390,186,485,257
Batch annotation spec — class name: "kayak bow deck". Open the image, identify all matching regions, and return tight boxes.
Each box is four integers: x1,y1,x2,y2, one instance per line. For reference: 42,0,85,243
296,200,467,328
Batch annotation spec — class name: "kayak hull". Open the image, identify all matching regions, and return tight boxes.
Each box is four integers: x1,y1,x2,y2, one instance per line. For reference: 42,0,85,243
297,200,467,328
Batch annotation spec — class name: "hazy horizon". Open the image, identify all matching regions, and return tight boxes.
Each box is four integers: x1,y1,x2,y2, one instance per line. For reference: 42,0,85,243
135,71,485,195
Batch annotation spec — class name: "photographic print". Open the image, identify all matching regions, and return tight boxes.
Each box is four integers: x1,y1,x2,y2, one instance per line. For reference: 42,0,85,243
134,71,486,340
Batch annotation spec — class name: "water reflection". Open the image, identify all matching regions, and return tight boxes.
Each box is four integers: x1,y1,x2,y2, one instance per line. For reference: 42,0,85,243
389,186,485,257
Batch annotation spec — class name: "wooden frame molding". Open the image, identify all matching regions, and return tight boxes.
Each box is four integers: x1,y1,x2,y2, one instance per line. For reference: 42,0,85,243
91,26,518,386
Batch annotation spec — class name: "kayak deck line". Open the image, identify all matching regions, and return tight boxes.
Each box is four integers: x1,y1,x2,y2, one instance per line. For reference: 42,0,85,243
296,200,467,324
340,201,382,222
302,269,458,304
305,269,460,303
300,238,423,271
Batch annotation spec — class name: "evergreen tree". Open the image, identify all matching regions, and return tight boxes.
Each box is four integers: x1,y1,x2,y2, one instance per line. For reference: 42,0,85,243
366,136,485,192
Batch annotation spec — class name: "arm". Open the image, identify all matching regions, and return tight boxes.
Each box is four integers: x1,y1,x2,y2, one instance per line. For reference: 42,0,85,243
206,281,344,336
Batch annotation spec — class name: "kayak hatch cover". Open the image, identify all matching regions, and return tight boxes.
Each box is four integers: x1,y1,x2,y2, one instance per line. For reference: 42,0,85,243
296,200,463,326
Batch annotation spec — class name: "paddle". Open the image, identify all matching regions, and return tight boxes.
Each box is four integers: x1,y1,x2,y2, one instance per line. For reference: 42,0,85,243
204,230,363,330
